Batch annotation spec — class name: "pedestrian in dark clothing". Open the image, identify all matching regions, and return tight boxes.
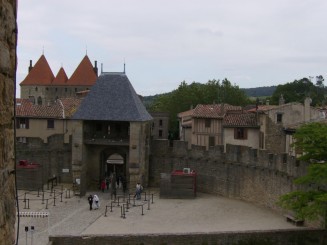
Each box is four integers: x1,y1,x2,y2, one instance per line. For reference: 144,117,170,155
88,194,93,210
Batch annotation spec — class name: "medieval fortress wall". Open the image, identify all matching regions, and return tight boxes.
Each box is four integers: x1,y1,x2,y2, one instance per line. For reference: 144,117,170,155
0,0,17,244
150,140,307,211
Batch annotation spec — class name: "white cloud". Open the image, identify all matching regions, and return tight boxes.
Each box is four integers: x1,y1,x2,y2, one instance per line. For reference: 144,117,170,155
16,0,327,96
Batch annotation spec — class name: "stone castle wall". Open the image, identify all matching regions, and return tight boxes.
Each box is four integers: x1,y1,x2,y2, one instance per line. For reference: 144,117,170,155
149,140,308,211
16,135,73,189
50,229,326,245
0,0,17,244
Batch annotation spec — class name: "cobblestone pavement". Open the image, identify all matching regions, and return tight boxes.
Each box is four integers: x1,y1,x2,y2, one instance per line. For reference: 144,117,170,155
16,187,301,245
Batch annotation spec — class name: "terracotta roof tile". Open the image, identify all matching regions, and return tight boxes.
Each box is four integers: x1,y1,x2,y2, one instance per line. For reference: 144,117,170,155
16,99,36,116
247,105,278,113
177,108,194,118
52,67,68,85
68,55,97,86
192,104,242,118
15,98,82,119
20,55,55,85
223,113,259,127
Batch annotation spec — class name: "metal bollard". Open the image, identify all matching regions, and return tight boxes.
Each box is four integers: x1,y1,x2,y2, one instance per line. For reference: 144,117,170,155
27,199,30,209
122,204,126,219
45,199,48,209
110,202,113,212
105,206,108,217
37,188,40,197
117,197,120,207
42,192,45,204
53,195,56,206
60,193,63,202
133,197,136,206
152,194,154,204
144,192,147,201
148,199,150,210
141,205,144,215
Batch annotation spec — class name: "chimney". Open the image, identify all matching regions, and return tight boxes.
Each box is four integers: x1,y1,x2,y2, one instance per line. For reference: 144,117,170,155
279,94,285,105
28,60,33,72
93,60,98,76
304,97,312,122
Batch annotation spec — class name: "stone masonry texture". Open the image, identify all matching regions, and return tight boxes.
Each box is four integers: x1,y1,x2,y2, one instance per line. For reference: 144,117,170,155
0,0,17,245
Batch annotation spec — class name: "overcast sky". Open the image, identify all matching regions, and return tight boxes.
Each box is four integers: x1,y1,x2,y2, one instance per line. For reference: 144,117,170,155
17,0,327,97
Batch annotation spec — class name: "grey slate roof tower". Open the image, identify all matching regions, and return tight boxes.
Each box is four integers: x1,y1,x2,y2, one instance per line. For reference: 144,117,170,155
73,73,152,121
71,72,153,196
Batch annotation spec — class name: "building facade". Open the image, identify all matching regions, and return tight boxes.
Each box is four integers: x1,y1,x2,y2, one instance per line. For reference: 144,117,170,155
20,54,98,105
72,73,153,195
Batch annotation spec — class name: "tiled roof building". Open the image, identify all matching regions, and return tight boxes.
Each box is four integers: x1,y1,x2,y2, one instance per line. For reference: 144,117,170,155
20,54,98,106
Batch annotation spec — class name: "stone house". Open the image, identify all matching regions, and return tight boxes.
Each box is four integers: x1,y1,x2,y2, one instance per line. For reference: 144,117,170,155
223,111,260,149
16,97,82,144
248,97,325,154
150,112,170,139
20,54,98,105
177,104,255,150
72,72,153,195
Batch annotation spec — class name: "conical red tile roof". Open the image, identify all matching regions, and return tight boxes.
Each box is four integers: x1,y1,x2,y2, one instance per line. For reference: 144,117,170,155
68,55,97,86
52,67,68,85
20,55,55,85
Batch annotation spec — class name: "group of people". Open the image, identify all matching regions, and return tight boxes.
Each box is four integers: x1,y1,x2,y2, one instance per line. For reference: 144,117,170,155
100,174,127,193
87,194,100,210
87,182,143,210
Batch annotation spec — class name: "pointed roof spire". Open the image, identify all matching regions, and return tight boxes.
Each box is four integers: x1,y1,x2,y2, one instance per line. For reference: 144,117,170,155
52,67,68,85
67,55,97,86
20,55,55,85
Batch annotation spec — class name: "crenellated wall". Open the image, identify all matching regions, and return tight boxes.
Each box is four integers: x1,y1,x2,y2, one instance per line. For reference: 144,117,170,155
150,140,308,211
0,0,17,244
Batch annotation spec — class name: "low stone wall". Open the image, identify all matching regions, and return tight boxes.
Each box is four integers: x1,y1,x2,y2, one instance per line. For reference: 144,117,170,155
49,229,326,245
150,140,308,212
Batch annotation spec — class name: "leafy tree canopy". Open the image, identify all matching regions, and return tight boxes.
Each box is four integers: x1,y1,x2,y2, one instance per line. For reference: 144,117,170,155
278,122,327,225
270,77,326,106
149,79,251,137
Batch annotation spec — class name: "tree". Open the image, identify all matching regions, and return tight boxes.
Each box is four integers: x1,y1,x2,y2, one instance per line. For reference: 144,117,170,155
149,79,250,137
278,122,327,227
270,77,325,106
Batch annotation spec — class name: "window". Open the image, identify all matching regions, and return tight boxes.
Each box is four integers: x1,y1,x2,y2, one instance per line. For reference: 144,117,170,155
234,128,247,140
159,119,163,126
17,137,27,143
159,130,163,138
259,132,264,149
205,119,211,128
47,119,54,129
277,113,283,123
37,96,42,105
16,118,29,129
209,136,215,147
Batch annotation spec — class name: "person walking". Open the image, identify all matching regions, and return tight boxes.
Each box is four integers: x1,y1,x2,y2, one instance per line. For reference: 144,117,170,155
87,194,93,210
135,183,143,200
101,179,106,192
93,194,100,209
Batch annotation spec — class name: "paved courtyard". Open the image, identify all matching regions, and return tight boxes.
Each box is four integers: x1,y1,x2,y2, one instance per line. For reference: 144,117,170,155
16,187,302,245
